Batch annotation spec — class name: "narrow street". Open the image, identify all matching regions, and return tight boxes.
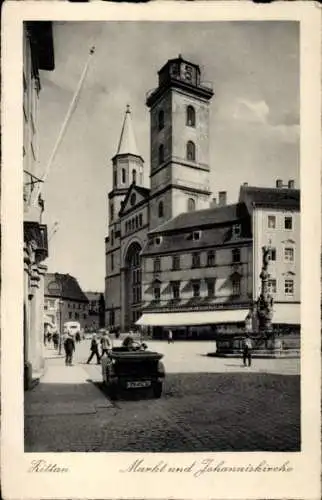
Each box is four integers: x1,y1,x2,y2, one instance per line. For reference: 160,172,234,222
24,339,300,452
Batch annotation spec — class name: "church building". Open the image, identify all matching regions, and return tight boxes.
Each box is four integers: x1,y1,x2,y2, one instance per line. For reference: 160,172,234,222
105,56,300,344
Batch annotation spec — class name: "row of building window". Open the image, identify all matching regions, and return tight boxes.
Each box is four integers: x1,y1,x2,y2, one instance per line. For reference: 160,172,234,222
131,286,142,305
268,279,295,295
158,105,196,131
125,213,143,233
268,215,293,230
153,277,241,300
113,168,137,188
45,300,87,311
158,141,196,165
68,312,87,320
153,248,241,273
269,246,295,262
152,277,295,301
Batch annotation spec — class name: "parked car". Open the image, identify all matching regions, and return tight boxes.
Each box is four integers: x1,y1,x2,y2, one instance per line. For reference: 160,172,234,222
101,342,165,400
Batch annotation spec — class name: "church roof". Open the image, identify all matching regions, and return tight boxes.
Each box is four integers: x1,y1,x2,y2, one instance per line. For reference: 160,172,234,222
149,203,248,235
45,273,88,302
115,105,140,157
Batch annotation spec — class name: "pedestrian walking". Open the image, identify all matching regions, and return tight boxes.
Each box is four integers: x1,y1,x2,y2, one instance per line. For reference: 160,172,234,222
100,331,112,358
52,332,59,350
64,333,75,366
242,336,253,367
87,334,100,364
168,329,173,344
75,331,81,343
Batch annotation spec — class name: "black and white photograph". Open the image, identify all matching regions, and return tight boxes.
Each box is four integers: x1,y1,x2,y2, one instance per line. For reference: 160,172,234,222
22,18,302,453
1,3,321,500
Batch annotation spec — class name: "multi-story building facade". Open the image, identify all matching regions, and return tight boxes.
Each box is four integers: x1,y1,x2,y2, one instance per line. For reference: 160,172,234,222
84,292,105,331
105,55,300,344
240,181,300,331
23,22,55,389
44,273,89,332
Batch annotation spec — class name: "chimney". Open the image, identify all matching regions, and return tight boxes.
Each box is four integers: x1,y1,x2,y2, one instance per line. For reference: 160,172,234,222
218,191,227,206
288,179,295,189
276,179,283,188
243,182,248,187
211,197,217,207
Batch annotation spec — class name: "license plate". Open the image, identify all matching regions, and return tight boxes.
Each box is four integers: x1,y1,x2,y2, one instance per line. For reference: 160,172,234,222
126,381,151,389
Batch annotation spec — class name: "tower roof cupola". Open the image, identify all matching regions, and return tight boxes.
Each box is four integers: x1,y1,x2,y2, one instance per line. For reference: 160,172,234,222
115,104,140,157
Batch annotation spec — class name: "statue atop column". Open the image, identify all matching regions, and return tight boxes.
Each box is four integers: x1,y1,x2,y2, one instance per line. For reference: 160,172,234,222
256,246,274,336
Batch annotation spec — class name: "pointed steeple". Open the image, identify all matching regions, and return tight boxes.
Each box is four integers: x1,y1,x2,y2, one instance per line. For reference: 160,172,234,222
116,105,140,157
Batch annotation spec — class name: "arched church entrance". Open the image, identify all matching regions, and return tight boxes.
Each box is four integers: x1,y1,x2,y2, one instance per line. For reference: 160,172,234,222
124,242,142,330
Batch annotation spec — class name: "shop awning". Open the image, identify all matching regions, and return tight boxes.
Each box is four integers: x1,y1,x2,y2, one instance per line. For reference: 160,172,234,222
136,309,248,327
272,303,300,325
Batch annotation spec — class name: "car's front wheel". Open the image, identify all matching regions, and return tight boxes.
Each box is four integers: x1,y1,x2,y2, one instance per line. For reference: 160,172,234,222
153,382,163,398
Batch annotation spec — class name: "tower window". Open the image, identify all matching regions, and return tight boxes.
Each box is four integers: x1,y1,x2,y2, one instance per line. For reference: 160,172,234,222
122,168,126,183
158,201,164,218
132,169,137,184
139,213,143,227
113,170,117,186
186,105,196,127
158,144,164,164
158,110,164,131
111,230,114,245
186,141,196,161
187,198,196,212
135,215,139,229
111,254,114,271
110,203,114,222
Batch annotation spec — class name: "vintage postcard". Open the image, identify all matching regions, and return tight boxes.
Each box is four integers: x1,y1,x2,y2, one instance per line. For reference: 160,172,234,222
1,1,321,499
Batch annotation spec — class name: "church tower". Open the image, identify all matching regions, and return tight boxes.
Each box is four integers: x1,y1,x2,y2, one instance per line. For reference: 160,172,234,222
108,105,144,226
146,56,214,230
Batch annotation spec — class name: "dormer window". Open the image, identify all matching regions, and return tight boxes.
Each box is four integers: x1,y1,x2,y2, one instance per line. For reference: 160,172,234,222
232,224,241,237
155,236,162,246
132,169,137,184
122,168,126,184
158,110,164,131
193,231,201,241
186,105,196,127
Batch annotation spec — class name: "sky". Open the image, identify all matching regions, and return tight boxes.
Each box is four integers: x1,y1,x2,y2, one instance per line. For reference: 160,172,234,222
38,21,299,292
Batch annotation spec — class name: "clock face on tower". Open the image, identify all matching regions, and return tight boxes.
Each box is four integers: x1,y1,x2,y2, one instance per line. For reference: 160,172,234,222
180,63,196,85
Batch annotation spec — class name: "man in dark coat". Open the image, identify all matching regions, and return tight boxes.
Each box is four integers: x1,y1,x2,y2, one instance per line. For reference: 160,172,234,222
86,334,100,364
64,333,76,366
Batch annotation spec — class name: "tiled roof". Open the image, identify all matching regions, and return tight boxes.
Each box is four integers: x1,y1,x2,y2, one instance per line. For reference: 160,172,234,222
45,273,88,302
149,203,248,235
142,205,252,256
239,185,300,210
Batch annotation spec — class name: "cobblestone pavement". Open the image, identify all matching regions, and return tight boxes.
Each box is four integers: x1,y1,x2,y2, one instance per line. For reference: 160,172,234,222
24,340,300,452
